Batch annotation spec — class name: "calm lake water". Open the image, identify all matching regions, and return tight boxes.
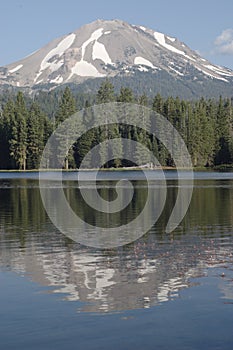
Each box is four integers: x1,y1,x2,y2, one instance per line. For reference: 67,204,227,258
0,171,233,350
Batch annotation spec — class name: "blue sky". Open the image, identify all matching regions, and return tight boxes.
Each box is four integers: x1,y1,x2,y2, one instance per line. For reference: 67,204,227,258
1,0,233,69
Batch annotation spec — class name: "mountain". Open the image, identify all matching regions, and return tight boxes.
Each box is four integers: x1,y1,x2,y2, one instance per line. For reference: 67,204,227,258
1,19,233,98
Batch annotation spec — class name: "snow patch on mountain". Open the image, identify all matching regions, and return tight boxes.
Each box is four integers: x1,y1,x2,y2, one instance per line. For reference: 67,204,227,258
35,79,43,85
41,33,75,70
204,64,232,76
92,41,112,64
139,26,146,31
48,60,64,73
154,31,184,54
68,28,109,79
34,71,42,83
167,36,176,42
9,64,23,73
196,66,229,82
34,33,76,82
154,32,195,62
134,56,156,69
1,19,233,92
80,28,103,60
169,66,184,76
50,75,64,84
68,61,105,78
137,66,149,72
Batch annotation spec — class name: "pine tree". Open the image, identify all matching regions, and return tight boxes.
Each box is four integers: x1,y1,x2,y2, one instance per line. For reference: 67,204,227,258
134,128,151,166
27,103,49,169
152,93,164,115
138,94,148,107
74,101,97,168
96,79,115,104
215,97,233,164
117,87,134,103
96,80,117,167
10,92,28,170
55,87,76,125
0,99,15,169
55,87,77,169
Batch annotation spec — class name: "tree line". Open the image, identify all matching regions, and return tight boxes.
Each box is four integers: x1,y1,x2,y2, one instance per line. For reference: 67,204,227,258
0,80,232,170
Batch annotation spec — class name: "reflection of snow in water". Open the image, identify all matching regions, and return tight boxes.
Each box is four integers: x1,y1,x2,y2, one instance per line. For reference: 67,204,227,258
1,230,232,312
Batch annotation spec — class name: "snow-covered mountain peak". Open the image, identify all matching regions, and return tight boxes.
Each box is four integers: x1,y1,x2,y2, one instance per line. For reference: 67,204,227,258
0,19,233,92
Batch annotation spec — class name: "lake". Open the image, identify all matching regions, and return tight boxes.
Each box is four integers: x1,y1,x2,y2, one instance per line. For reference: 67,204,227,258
0,171,233,350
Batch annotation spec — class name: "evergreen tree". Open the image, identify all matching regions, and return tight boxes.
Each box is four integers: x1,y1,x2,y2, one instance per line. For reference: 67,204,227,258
27,103,48,169
55,87,76,125
152,93,164,115
0,99,15,169
138,93,148,107
215,97,233,164
10,92,28,170
55,87,77,169
0,88,233,170
134,128,151,166
74,101,97,168
117,87,134,103
96,79,115,104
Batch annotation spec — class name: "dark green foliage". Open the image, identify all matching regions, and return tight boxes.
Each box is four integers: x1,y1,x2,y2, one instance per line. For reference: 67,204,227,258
55,87,76,125
117,87,135,103
0,99,15,168
0,92,52,170
0,84,232,169
96,79,115,104
74,101,97,168
41,70,233,100
54,87,77,169
10,92,28,170
27,103,52,169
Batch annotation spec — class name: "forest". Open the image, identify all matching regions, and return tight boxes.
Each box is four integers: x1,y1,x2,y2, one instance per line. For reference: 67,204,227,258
0,80,233,170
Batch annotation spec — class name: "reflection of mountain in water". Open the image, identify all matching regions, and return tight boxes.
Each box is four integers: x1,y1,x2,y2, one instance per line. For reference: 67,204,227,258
1,230,233,312
0,177,233,312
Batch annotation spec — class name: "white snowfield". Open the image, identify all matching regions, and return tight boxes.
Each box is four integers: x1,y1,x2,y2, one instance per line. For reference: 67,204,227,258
196,66,229,82
41,33,76,71
69,61,105,78
92,41,113,65
167,36,176,42
204,64,233,77
34,33,76,83
35,79,43,85
168,66,184,76
80,28,103,60
134,57,156,69
139,26,146,31
154,31,184,55
9,64,23,73
50,75,64,84
68,28,112,80
154,31,195,62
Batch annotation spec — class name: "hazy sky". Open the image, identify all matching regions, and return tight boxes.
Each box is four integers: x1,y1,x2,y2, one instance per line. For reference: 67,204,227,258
1,0,233,69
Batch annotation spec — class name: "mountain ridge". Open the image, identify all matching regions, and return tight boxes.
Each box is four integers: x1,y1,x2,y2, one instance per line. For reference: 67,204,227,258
0,19,233,98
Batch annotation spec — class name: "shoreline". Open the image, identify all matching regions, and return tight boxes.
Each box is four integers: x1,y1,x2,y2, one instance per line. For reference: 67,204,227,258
0,165,232,173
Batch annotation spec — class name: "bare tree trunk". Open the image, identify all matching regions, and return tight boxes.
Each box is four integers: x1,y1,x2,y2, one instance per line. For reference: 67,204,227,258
23,157,26,171
65,157,69,170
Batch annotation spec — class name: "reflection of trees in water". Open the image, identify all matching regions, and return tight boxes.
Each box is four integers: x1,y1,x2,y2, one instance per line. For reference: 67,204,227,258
0,178,233,312
1,227,233,313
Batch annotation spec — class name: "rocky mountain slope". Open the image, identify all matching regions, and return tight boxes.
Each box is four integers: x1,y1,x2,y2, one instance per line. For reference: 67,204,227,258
1,19,233,97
